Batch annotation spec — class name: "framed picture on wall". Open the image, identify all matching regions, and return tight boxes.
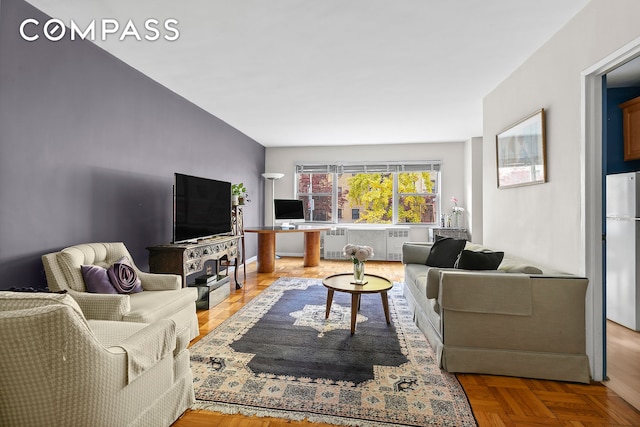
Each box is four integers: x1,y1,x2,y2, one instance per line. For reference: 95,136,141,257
496,108,547,189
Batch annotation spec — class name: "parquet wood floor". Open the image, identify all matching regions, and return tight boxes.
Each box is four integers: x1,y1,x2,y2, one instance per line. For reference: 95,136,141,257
606,320,640,412
173,258,640,427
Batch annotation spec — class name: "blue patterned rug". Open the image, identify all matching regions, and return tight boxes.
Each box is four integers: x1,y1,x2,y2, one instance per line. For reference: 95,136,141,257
190,277,477,426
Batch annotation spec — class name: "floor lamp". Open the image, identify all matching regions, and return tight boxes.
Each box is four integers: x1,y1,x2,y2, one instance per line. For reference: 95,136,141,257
262,172,284,226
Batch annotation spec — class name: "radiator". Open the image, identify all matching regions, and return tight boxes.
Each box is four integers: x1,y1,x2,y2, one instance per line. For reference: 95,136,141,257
346,229,387,261
386,228,410,261
322,228,348,259
322,226,409,261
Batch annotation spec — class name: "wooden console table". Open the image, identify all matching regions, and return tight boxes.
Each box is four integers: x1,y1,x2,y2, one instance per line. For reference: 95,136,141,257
244,225,330,273
147,235,242,289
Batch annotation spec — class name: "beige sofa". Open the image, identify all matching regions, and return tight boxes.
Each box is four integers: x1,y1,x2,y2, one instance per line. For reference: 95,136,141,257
42,242,199,340
0,292,194,427
402,241,591,383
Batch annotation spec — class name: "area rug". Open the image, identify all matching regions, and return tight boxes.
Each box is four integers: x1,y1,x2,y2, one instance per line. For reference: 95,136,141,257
190,277,477,427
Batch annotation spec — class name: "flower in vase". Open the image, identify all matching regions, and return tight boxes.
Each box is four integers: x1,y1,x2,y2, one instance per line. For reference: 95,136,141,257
343,244,374,264
451,196,465,215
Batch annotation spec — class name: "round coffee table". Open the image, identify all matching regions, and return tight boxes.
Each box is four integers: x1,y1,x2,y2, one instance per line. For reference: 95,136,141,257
322,273,393,335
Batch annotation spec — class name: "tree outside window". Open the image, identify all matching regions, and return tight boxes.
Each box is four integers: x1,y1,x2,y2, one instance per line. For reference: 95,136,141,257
295,163,440,225
297,173,333,222
398,172,437,224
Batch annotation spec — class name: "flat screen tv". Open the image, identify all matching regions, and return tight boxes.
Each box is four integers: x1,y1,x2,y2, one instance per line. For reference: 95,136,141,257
274,199,306,226
173,173,232,243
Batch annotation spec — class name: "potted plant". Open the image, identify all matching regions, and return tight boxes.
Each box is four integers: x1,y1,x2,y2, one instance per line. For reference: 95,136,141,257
231,183,249,205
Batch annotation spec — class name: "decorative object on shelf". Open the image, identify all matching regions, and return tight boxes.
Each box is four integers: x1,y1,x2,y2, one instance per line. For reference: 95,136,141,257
343,244,374,285
262,172,285,226
496,108,546,189
231,183,250,205
451,196,465,228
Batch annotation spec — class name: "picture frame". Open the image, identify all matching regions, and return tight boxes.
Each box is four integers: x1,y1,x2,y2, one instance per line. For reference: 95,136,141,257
496,108,547,189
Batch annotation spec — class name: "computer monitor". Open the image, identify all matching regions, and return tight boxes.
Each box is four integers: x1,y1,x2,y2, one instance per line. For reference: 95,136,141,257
274,199,305,227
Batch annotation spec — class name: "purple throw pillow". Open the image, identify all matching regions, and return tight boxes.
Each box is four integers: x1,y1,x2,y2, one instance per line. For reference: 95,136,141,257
107,257,143,294
81,265,118,294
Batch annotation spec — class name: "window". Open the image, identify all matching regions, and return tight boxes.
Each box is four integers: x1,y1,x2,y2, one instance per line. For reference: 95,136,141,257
295,162,441,225
296,168,334,222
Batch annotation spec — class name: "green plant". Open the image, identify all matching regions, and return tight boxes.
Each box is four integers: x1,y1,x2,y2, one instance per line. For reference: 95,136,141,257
231,183,246,195
231,183,250,203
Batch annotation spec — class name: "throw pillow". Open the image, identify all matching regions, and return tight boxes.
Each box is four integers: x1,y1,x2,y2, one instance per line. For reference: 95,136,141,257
455,250,505,270
81,265,118,294
425,237,466,268
107,257,143,294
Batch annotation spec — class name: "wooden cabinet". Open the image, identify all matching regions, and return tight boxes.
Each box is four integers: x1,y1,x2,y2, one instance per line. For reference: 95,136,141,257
620,96,640,161
147,235,241,289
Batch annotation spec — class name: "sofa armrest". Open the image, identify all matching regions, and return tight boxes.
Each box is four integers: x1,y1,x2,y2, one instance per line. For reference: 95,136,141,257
111,319,176,384
402,242,432,265
68,290,130,321
439,271,532,316
138,271,182,291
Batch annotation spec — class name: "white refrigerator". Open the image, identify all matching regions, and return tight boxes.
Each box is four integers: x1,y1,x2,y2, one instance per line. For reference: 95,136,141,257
606,172,640,331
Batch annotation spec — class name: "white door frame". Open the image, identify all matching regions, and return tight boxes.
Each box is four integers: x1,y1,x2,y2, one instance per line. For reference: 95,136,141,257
582,36,640,382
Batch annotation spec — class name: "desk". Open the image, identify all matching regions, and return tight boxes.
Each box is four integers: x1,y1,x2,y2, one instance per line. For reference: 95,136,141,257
244,225,330,273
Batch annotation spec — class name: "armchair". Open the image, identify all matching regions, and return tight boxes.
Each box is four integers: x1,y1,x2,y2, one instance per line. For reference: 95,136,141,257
42,242,199,340
0,292,194,427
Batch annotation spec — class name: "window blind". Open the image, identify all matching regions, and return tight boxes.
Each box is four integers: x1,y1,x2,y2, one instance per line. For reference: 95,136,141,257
296,161,441,174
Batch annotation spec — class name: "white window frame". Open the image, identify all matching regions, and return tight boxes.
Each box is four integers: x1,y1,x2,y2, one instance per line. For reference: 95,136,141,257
295,161,441,225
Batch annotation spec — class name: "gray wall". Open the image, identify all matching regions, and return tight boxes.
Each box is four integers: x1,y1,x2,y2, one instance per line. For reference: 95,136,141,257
0,0,265,290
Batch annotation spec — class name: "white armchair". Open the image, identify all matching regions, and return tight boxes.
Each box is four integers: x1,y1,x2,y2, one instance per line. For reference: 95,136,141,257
0,292,194,427
42,242,199,340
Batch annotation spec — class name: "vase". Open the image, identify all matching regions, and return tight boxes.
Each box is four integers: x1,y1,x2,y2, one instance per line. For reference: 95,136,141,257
353,261,365,284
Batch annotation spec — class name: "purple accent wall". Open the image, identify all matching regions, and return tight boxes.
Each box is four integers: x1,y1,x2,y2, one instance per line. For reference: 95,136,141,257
0,0,265,289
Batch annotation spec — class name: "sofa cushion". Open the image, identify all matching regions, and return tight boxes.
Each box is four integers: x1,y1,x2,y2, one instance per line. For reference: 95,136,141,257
81,257,142,294
107,257,143,294
402,243,431,265
405,264,428,294
426,237,466,268
81,265,119,294
455,250,504,270
124,288,197,324
498,260,543,274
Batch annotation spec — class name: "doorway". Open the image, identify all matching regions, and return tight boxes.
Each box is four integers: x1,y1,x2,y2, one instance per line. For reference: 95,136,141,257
602,59,640,410
581,36,640,387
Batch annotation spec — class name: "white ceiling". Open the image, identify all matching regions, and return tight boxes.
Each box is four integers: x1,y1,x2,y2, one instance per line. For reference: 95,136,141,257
26,0,590,147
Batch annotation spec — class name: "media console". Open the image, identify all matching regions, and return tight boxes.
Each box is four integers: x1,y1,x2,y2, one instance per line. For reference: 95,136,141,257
147,235,242,294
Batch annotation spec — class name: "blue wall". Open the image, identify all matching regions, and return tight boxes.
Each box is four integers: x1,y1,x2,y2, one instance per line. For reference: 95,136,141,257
0,0,265,289
606,87,640,175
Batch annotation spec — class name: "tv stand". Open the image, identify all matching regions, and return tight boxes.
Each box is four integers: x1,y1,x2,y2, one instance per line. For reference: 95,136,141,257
147,235,242,290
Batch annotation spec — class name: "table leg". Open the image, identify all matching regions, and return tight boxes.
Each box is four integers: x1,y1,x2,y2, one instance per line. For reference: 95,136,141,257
234,256,242,289
380,291,391,325
256,233,276,273
325,289,334,319
351,293,359,334
303,231,321,267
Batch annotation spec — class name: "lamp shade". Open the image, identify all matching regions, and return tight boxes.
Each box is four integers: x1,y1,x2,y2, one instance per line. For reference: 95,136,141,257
262,172,284,180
